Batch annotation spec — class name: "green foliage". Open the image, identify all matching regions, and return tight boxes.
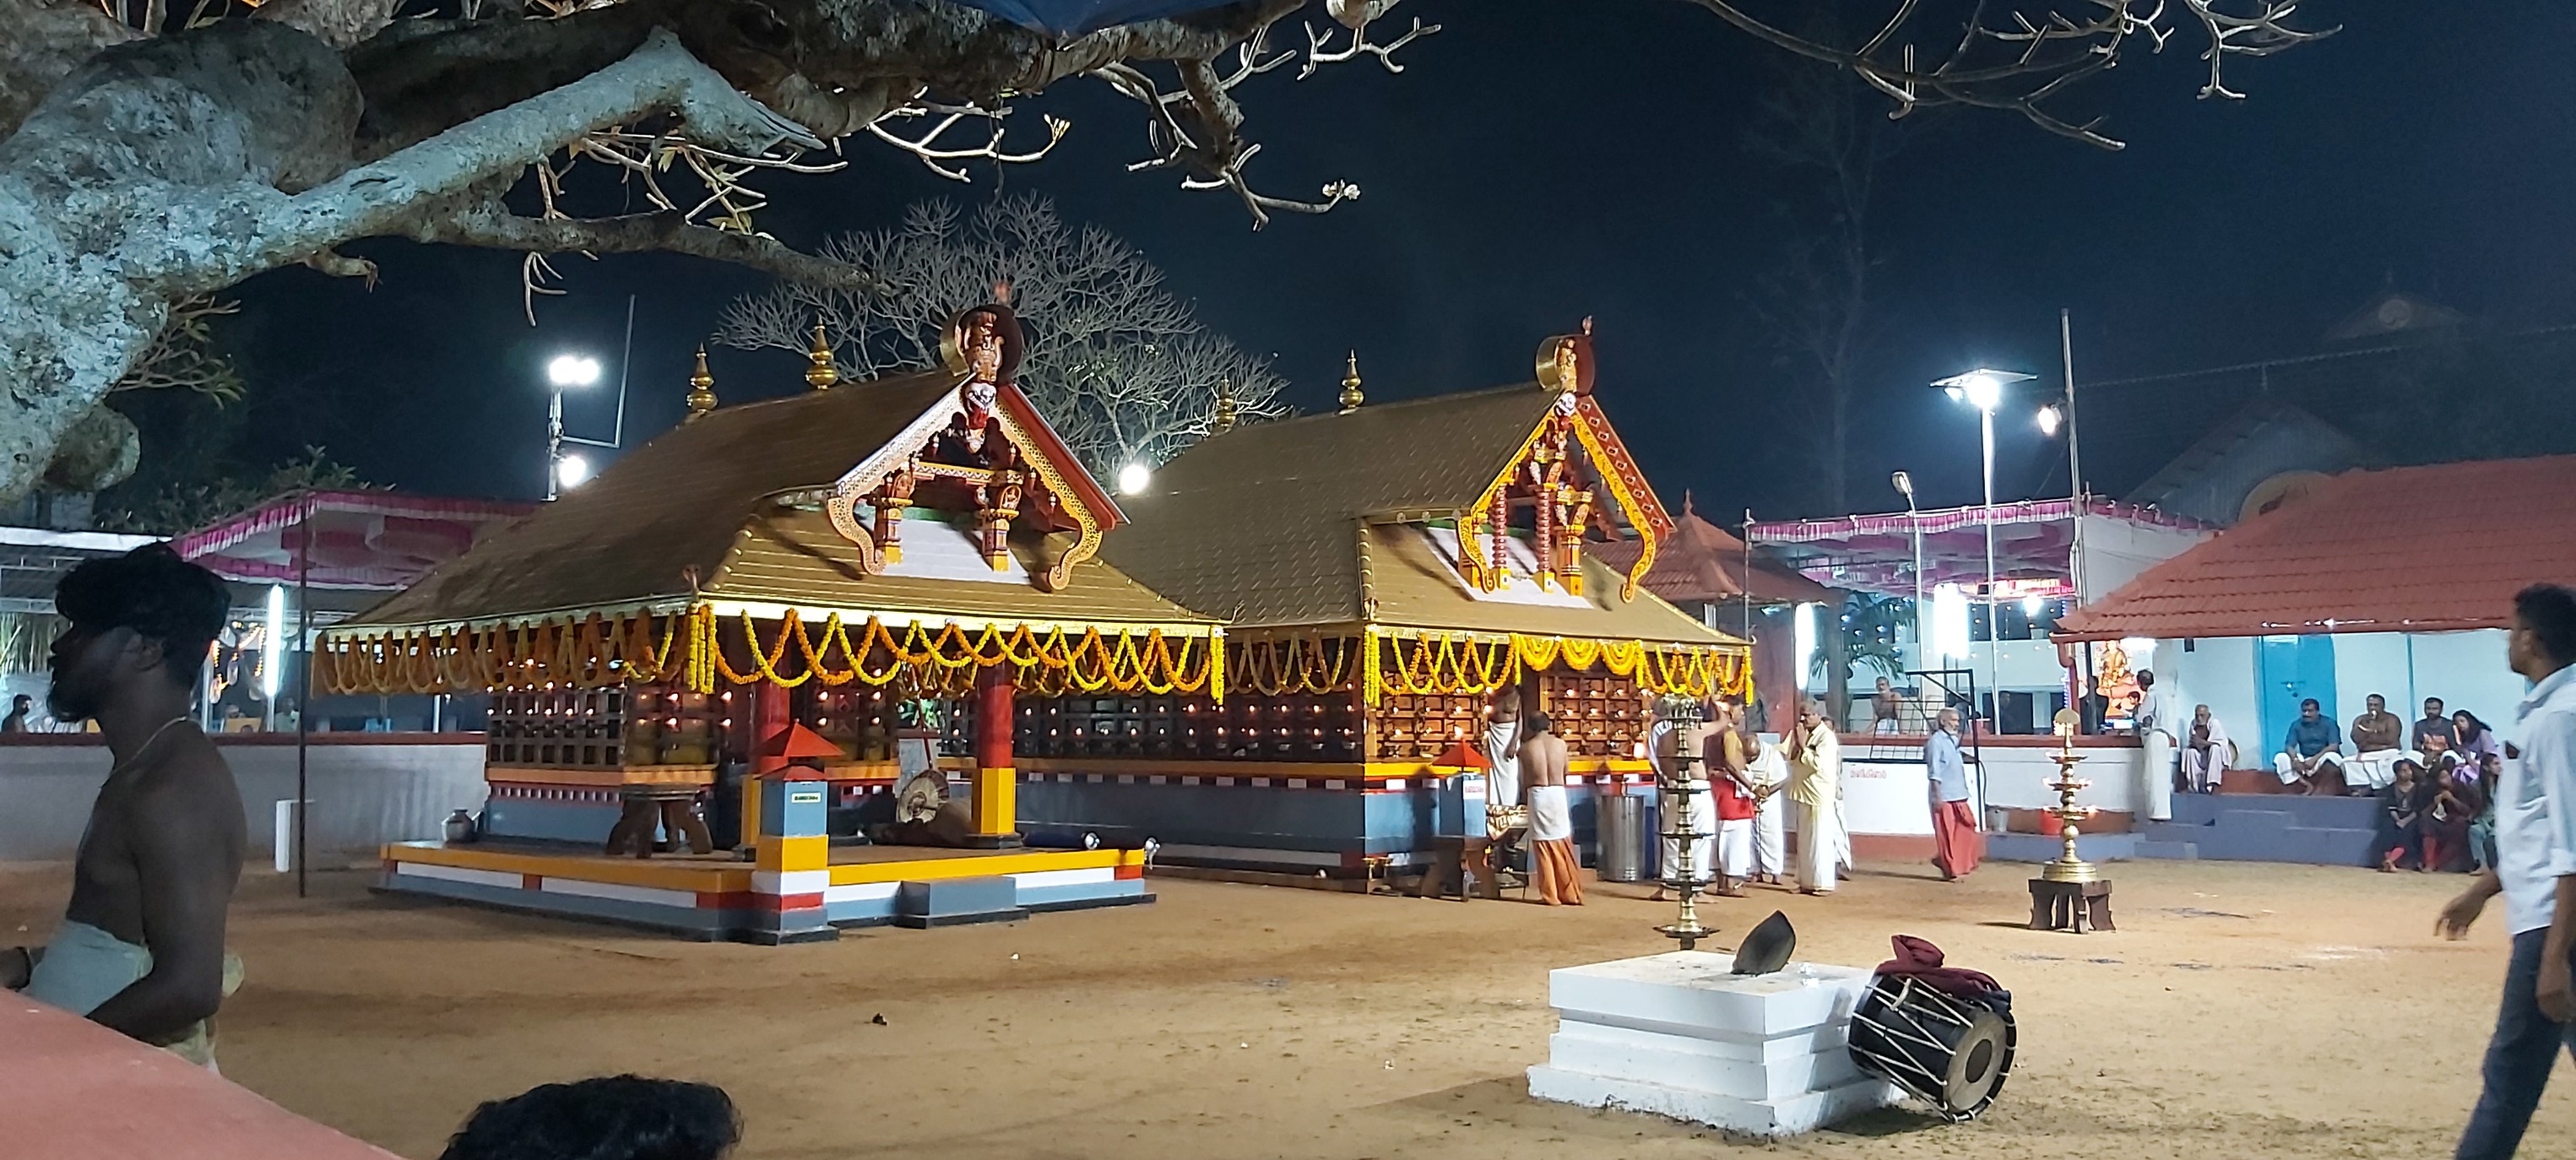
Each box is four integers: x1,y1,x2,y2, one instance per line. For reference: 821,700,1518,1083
96,447,369,536
1812,591,1912,685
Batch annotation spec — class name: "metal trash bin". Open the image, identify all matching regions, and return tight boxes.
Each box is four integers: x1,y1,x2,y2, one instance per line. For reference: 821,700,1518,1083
1594,793,1648,882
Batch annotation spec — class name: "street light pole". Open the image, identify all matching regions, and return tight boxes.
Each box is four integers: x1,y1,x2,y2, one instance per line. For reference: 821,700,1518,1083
1980,404,1999,721
2060,308,2086,605
545,387,565,501
1932,367,2036,732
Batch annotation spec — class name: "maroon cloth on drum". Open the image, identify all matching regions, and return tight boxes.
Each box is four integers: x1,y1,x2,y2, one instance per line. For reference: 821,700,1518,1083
1874,935,2001,998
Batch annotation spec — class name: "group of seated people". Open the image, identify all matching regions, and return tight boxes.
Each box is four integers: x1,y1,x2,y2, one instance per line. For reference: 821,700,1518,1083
2271,693,2498,799
2253,692,2502,873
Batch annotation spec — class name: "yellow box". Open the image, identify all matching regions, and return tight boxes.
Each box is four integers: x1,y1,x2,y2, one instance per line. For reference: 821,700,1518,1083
738,778,763,851
755,834,829,873
973,765,1017,837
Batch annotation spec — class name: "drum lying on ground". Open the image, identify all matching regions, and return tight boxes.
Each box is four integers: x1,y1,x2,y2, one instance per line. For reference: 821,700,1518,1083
1846,973,2015,1122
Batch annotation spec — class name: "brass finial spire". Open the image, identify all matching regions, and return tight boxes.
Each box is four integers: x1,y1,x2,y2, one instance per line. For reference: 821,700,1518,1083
1338,351,1364,414
804,323,839,390
1212,377,1239,435
685,346,718,420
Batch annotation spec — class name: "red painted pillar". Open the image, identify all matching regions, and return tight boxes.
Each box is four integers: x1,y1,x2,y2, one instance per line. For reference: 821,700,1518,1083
750,679,791,778
971,665,1017,840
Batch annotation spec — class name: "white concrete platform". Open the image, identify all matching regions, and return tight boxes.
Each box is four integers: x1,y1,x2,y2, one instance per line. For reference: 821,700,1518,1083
1527,950,1901,1138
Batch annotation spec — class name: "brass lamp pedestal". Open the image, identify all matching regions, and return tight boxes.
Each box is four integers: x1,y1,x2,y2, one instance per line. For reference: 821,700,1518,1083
2028,710,2114,933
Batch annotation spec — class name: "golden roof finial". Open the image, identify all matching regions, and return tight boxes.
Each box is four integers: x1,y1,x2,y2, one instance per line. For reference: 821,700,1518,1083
685,346,718,420
1212,377,1239,435
804,323,839,390
1338,351,1364,414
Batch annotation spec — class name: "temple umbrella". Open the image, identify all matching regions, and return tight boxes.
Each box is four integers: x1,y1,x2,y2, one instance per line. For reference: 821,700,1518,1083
766,722,844,762
943,0,1252,37
1430,738,1490,771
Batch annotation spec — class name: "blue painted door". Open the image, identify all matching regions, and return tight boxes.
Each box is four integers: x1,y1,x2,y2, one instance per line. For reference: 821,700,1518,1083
2257,635,2339,757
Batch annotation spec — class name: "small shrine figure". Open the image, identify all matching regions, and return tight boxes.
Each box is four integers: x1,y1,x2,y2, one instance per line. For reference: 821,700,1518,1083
930,303,1016,468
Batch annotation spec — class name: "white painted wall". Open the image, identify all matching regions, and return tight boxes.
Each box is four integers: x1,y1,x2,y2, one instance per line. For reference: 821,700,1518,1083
2075,515,2212,602
2332,633,2414,726
1971,745,2145,815
2159,636,2260,760
0,742,486,863
2408,631,2522,736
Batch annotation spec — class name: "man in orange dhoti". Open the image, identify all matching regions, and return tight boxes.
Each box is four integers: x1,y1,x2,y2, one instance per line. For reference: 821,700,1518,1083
1521,713,1582,905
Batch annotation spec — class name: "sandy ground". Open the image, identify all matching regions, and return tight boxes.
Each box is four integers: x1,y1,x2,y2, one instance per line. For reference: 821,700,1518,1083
3,857,2572,1160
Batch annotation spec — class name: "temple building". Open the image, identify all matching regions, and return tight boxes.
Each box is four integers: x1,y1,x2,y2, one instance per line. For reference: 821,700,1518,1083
320,304,1217,940
1019,325,1751,877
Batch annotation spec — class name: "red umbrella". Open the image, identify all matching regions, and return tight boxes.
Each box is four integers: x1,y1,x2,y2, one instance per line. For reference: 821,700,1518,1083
1431,739,1489,770
767,723,843,761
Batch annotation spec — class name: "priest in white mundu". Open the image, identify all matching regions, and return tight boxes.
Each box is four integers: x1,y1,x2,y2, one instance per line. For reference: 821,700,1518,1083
1483,689,1524,841
1733,702,1789,886
1786,698,1844,895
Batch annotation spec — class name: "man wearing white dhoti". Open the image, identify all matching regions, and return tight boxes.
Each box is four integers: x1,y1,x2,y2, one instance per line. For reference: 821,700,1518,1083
1739,709,1789,886
2346,693,2409,794
2134,669,2178,821
1787,698,1844,895
1648,697,1715,902
2181,704,2232,794
1483,691,1524,841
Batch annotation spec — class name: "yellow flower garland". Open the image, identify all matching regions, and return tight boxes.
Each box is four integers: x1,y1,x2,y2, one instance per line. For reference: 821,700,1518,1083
1360,629,1749,706
317,605,1223,701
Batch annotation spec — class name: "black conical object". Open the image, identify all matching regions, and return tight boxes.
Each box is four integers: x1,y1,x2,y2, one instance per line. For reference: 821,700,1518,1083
1732,910,1796,975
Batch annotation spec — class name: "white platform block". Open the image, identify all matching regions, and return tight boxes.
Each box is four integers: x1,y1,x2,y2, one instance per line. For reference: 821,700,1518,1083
1527,951,1901,1138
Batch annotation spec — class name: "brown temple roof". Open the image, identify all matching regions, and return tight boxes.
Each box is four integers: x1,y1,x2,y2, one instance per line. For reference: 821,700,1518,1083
346,371,1210,632
2053,455,2576,641
1590,501,1836,607
1102,385,1737,647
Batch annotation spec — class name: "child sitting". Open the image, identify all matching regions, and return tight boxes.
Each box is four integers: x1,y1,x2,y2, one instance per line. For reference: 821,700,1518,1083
2378,761,2424,873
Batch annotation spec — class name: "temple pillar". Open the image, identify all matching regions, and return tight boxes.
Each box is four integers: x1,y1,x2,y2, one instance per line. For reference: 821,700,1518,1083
739,678,792,849
747,775,835,944
971,664,1019,844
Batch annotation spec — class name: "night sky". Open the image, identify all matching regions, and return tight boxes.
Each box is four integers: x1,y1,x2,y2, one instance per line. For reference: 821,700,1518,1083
187,2,2576,526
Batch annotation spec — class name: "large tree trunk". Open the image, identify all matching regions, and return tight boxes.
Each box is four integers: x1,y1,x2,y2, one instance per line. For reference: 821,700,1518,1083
0,21,819,502
0,0,1306,505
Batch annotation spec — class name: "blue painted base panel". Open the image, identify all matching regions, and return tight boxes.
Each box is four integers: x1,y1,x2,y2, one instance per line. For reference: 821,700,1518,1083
1019,779,1651,873
377,871,745,940
480,799,624,846
382,870,1152,941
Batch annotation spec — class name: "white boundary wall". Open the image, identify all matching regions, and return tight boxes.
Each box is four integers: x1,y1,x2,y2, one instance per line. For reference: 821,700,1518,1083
0,739,486,863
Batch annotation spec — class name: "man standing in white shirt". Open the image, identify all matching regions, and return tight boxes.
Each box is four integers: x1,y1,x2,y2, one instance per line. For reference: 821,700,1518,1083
2441,583,2576,1160
2134,670,2178,821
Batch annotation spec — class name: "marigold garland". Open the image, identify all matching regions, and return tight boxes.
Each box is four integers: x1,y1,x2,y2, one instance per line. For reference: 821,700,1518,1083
317,606,1223,701
1226,636,1359,697
1360,629,1749,706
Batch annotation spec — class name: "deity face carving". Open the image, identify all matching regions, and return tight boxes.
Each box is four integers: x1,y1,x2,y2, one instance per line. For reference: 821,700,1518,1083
963,311,1005,383
962,380,998,413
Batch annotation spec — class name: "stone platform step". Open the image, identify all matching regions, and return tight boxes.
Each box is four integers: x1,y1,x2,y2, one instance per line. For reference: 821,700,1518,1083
2169,792,2378,828
2146,800,2378,866
2133,839,2199,860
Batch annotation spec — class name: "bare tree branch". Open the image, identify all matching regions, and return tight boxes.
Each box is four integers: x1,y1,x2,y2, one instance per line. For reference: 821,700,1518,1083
717,193,1287,474
1687,0,2335,148
401,205,886,295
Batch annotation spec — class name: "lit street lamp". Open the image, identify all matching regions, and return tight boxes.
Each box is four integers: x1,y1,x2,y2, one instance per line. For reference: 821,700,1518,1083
1931,367,2037,724
1117,462,1152,496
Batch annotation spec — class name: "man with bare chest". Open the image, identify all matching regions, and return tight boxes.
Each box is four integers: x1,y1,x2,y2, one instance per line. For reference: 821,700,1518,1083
1519,713,1581,905
1,545,241,1067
